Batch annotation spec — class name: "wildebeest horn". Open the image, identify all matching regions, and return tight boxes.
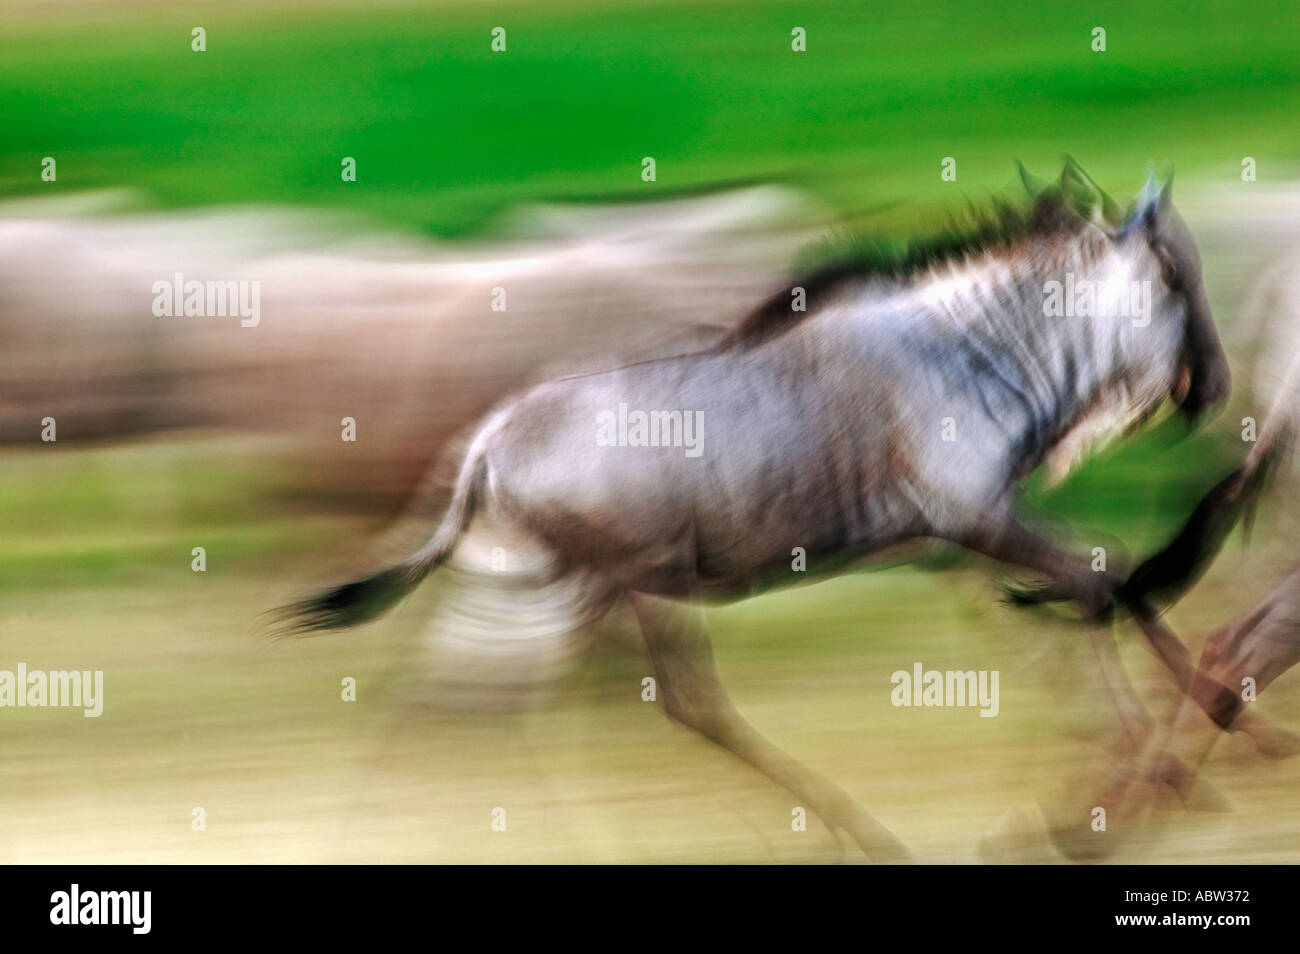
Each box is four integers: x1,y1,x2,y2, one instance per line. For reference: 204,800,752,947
1121,170,1171,238
1016,161,1050,197
1058,155,1122,227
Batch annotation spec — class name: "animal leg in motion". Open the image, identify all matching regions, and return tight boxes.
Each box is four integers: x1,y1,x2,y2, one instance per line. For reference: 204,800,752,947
1126,597,1299,746
1059,610,1300,860
1083,619,1155,749
1053,570,1300,860
1127,604,1236,729
956,517,1155,743
1151,600,1300,758
956,515,1119,620
628,590,911,862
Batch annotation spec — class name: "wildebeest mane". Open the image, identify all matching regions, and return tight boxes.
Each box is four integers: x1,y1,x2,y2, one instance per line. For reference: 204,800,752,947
718,188,1080,351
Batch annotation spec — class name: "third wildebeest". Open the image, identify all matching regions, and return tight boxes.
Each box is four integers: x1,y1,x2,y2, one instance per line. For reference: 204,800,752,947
277,161,1230,860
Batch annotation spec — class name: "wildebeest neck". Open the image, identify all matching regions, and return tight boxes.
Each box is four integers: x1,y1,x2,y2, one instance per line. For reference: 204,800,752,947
778,234,1184,490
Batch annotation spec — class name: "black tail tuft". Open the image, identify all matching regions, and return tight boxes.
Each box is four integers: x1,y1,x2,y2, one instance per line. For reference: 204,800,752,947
265,564,421,638
265,449,487,638
1000,578,1073,607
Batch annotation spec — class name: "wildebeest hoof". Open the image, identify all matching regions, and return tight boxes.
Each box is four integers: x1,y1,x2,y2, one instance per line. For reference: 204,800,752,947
1235,710,1300,759
1149,752,1233,812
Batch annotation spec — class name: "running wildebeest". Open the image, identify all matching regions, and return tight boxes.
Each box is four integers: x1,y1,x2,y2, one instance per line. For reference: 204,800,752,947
277,161,1231,860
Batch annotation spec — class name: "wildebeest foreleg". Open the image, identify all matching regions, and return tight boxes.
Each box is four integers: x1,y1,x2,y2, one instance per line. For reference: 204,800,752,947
954,515,1118,619
954,516,1155,743
1127,602,1235,728
1165,594,1300,756
1083,620,1157,748
1068,602,1300,858
1124,598,1298,755
627,590,912,862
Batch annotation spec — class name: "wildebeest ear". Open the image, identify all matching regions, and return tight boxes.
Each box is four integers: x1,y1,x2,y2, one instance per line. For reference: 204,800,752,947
1059,156,1122,227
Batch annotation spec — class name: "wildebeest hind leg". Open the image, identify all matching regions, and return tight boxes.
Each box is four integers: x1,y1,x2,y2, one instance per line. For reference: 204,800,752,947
627,590,912,863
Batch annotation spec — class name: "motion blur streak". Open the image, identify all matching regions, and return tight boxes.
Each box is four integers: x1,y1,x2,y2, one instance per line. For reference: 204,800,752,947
3,180,1299,861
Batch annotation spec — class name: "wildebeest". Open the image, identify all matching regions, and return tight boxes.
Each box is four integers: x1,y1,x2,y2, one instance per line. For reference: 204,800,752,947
277,160,1230,860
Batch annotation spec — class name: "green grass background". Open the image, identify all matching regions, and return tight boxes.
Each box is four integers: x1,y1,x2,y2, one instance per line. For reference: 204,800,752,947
3,0,1298,234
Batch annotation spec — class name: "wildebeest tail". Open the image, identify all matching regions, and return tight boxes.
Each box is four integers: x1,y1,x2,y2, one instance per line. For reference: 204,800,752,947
270,454,487,635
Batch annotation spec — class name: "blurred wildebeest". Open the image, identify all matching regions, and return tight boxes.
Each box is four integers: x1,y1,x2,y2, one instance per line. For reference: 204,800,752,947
0,187,816,504
280,161,1230,861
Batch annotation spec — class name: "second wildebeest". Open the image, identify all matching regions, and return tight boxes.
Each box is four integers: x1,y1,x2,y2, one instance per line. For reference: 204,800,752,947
278,161,1230,860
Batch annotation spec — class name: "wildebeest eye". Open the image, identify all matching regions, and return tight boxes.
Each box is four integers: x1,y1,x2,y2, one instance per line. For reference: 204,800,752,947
1155,248,1180,288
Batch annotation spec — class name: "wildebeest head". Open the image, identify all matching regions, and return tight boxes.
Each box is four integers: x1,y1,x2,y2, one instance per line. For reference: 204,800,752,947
1049,159,1230,426
1120,174,1230,425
